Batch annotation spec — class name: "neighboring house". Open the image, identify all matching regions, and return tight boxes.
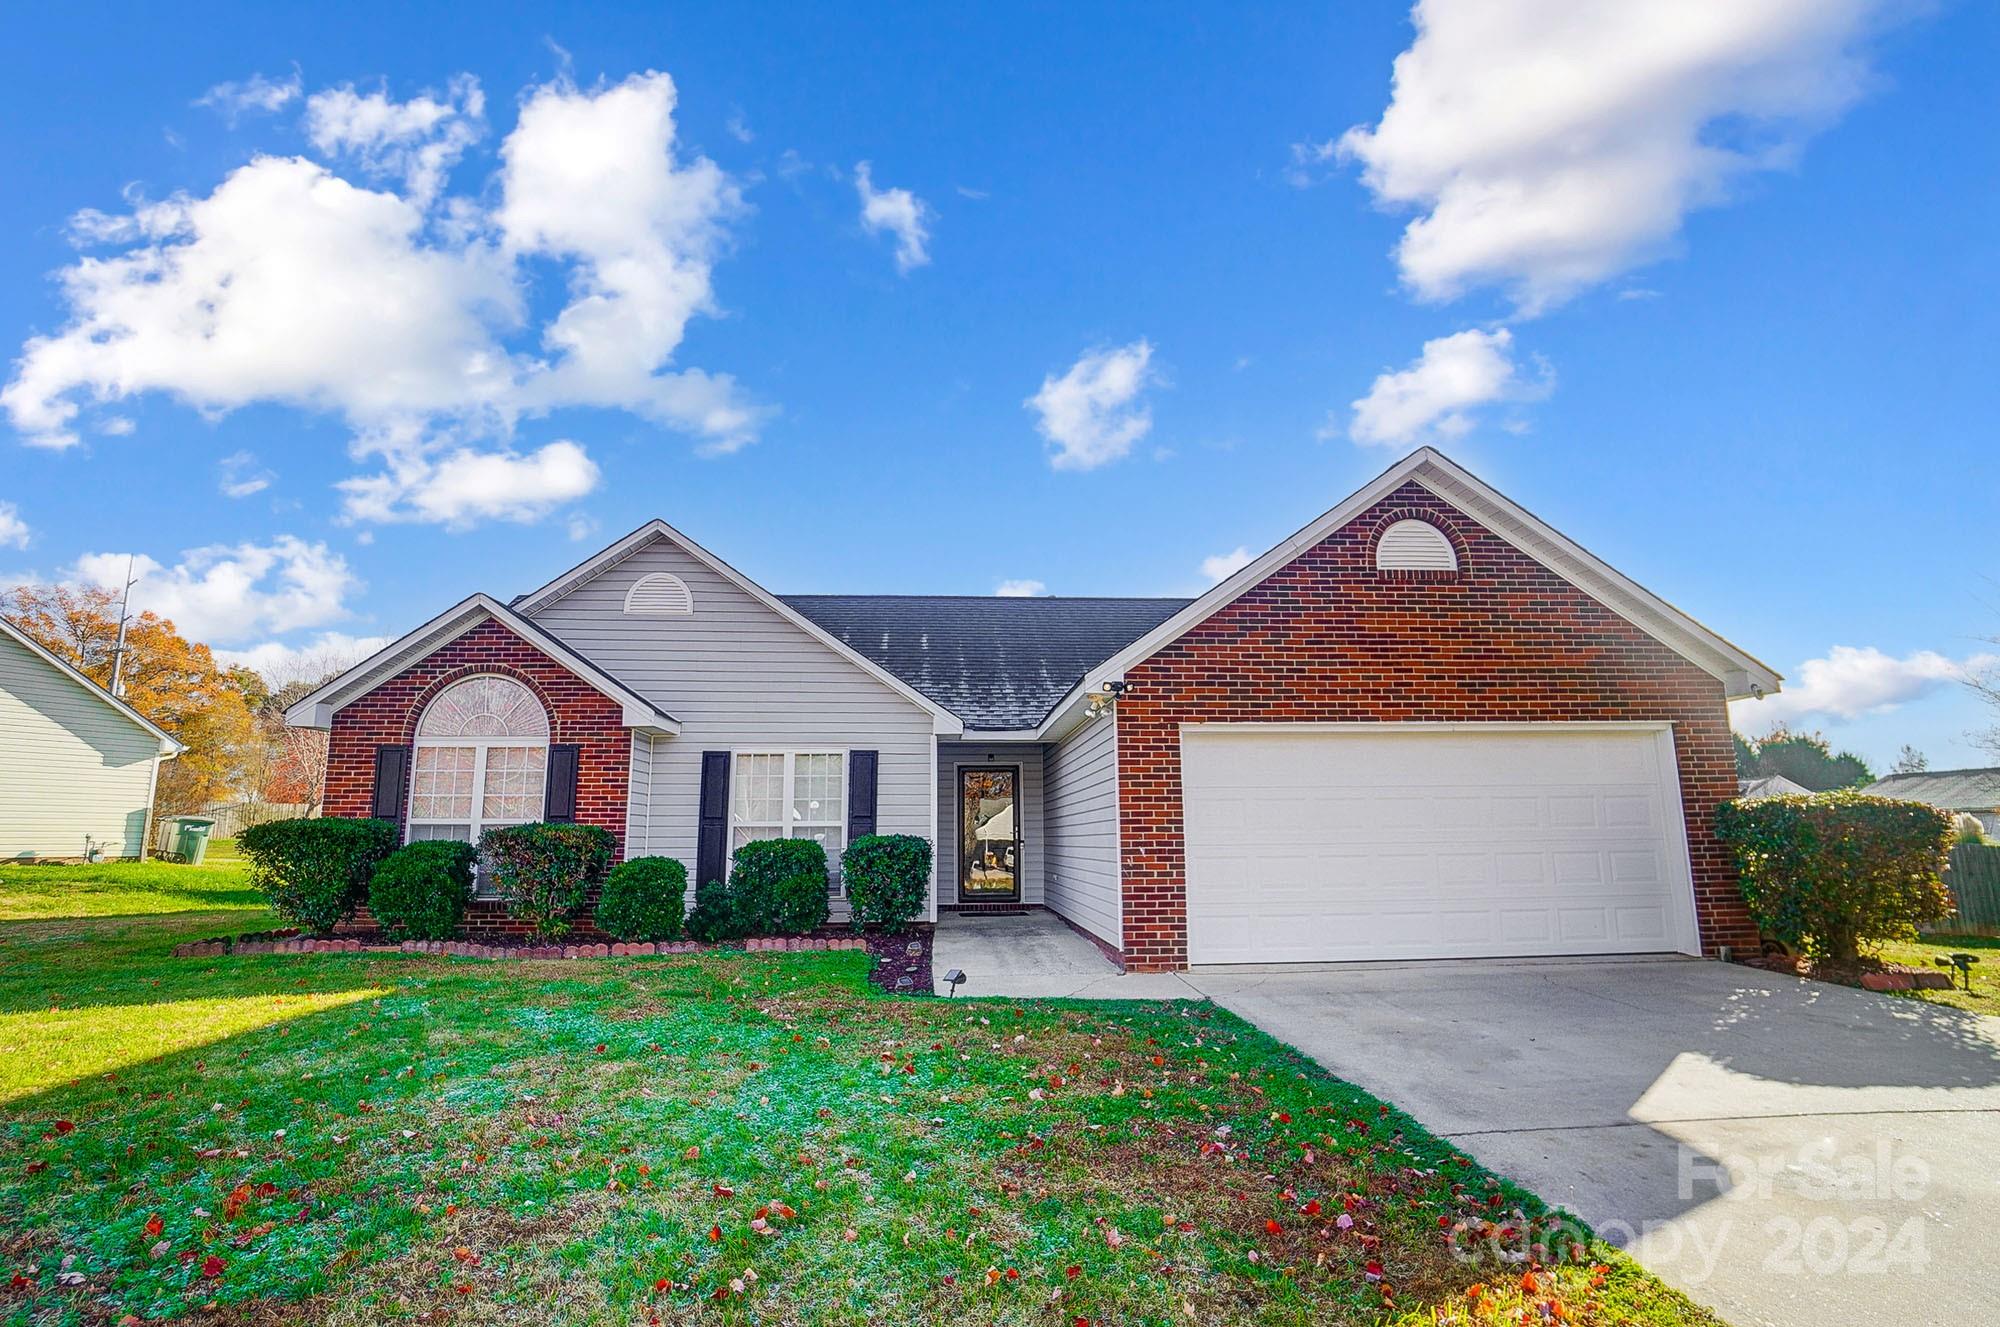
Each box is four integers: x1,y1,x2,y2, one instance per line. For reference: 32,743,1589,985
1,614,184,862
1738,774,1815,800
1864,769,2000,837
287,448,1781,971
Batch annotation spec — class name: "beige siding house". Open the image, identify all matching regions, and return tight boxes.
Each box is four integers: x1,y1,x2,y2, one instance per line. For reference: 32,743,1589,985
1,616,182,862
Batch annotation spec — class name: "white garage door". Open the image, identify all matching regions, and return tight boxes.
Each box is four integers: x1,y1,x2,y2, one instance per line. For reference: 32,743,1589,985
1181,725,1699,965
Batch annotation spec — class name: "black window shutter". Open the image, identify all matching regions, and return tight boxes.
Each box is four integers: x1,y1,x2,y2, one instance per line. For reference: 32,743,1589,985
696,751,731,887
544,744,581,822
847,750,879,842
369,745,409,821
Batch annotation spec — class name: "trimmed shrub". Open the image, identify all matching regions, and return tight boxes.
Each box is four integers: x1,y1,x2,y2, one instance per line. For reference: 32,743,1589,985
367,840,475,941
685,876,743,943
479,822,615,940
1715,791,1956,963
728,838,831,936
843,834,932,932
596,856,688,942
238,817,397,934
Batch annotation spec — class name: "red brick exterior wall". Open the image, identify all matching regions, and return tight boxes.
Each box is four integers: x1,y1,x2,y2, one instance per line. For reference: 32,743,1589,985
1114,482,1757,971
322,616,632,861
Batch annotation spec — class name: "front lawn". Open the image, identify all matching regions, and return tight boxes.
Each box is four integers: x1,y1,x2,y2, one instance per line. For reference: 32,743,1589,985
1872,933,2000,1017
0,861,1722,1326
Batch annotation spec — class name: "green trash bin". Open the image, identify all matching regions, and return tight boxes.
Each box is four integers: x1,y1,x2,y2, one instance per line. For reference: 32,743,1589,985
172,817,216,866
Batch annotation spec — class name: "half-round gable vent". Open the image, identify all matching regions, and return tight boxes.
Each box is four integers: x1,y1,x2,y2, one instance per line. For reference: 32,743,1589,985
623,571,694,616
1374,519,1458,572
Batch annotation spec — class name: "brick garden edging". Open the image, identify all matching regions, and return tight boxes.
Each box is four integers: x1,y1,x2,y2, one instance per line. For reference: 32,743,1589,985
172,933,868,960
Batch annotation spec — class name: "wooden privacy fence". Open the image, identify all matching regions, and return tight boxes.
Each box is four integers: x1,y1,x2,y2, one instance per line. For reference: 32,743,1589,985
1934,842,2000,936
154,801,311,851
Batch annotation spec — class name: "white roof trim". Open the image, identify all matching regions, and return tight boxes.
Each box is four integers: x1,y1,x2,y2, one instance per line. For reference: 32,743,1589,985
511,519,966,736
282,593,681,737
1034,447,1782,739
0,614,184,757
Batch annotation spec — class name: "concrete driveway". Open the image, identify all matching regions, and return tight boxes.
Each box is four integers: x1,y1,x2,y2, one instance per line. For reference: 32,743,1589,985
1193,957,2000,1327
932,914,2000,1326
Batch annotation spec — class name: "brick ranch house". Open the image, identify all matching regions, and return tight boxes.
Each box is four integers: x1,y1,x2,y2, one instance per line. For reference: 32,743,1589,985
287,448,1781,971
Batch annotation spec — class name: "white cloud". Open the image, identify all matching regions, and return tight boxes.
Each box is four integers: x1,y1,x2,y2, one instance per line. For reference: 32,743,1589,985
219,450,275,498
0,502,29,550
197,70,301,123
855,162,933,273
1284,139,1338,188
213,631,390,683
1026,339,1158,471
304,75,485,204
4,69,763,522
1342,327,1551,448
337,438,600,529
1729,645,1999,732
67,536,358,645
725,111,754,144
995,579,1046,597
565,513,599,543
1201,547,1254,583
1340,0,1899,312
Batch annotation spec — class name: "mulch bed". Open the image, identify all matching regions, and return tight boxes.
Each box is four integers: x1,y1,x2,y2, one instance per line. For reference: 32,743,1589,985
173,923,936,995
1734,952,1955,992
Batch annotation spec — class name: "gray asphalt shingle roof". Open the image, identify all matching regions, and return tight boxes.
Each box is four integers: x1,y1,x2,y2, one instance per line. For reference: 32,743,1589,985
782,595,1191,730
1864,768,2000,811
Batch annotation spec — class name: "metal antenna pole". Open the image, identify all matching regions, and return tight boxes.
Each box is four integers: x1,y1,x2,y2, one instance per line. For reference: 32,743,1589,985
109,554,138,698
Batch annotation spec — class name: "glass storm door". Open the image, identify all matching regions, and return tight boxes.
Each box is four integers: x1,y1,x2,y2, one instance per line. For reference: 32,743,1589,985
959,767,1020,901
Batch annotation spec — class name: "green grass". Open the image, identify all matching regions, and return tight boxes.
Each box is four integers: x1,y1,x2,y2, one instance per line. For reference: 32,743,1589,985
1872,933,2000,1017
0,862,1722,1327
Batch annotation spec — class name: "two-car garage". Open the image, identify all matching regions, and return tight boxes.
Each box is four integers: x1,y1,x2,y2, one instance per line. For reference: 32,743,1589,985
1179,724,1702,965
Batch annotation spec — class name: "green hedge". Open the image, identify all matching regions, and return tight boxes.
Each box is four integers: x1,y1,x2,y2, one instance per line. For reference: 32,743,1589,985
596,856,688,942
685,839,829,941
238,817,397,934
367,840,475,941
843,834,931,932
1715,790,1956,962
479,822,615,940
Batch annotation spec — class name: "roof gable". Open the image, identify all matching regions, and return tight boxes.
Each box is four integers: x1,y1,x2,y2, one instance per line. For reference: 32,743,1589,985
1032,447,1782,738
283,594,679,736
510,520,965,733
0,616,183,756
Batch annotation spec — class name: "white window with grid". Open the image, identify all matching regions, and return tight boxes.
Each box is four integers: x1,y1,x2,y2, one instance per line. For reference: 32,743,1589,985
730,751,846,885
408,675,550,896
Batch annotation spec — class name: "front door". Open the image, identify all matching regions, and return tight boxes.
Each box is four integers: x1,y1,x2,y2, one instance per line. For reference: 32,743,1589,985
959,767,1020,901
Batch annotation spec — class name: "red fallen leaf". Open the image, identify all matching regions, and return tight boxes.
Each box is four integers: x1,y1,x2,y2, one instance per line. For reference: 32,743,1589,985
53,1120,76,1135
144,1213,164,1239
1364,1260,1384,1281
774,1204,796,1220
1075,1318,1093,1327
1276,1113,1292,1124
9,1274,32,1290
201,1254,227,1279
1264,1219,1283,1236
456,1283,473,1296
222,1184,253,1221
712,1183,734,1198
24,1161,48,1175
707,1224,722,1242
1004,1267,1020,1281
593,1044,607,1054
654,1278,669,1291
1064,1264,1082,1279
1301,1200,1321,1216
453,1247,478,1264
256,1182,278,1198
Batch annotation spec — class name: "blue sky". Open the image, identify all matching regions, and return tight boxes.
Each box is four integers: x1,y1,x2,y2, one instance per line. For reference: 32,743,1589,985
1,1,1993,772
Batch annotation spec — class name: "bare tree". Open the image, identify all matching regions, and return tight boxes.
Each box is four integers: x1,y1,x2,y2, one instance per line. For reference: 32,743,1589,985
1892,745,1929,774
246,645,373,817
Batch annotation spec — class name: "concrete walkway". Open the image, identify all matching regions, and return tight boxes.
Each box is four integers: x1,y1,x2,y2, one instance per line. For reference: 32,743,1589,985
930,912,2000,1327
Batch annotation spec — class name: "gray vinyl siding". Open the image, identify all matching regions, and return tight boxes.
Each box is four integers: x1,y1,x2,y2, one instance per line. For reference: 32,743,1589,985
524,536,938,906
937,742,1043,905
1042,714,1121,947
1,630,162,861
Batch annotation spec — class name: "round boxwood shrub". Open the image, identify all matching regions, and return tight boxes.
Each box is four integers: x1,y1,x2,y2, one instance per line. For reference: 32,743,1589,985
596,855,688,942
1715,790,1956,963
238,816,397,934
728,838,830,935
479,822,615,940
685,876,744,943
367,840,476,941
843,834,931,932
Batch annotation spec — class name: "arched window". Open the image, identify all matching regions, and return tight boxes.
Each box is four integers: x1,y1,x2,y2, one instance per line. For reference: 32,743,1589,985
408,677,550,875
624,571,694,616
1374,518,1459,572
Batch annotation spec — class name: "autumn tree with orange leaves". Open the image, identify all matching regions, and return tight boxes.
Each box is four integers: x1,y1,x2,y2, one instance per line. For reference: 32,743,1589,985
2,582,261,815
